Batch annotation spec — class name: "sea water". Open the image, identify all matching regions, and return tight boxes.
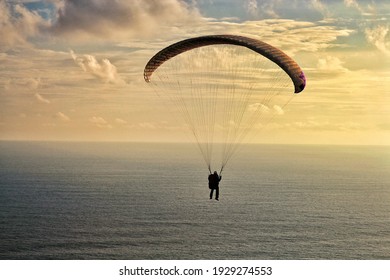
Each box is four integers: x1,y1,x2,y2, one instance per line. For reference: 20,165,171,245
0,142,389,259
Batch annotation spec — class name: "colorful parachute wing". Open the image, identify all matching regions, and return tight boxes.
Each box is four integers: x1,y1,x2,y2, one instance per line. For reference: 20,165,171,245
144,34,306,93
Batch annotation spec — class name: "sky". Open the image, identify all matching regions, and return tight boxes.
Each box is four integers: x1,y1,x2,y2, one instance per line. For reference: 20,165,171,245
0,0,389,145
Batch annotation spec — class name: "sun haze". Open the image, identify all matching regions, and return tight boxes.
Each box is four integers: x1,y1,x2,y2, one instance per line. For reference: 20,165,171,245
0,0,389,145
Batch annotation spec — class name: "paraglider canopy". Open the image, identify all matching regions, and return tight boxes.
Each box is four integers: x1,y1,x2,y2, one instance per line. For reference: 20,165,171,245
144,35,306,93
144,34,306,173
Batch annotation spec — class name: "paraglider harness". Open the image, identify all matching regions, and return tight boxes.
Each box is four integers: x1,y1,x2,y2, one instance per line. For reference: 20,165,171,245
208,173,215,189
208,166,223,190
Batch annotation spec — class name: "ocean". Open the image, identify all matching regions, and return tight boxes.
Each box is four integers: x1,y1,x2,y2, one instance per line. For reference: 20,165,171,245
0,141,389,259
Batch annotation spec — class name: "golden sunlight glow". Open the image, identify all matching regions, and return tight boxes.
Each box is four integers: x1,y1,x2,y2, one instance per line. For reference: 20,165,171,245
0,0,389,145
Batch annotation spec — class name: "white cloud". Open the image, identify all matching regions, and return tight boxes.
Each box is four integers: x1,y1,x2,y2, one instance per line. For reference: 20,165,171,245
248,103,270,113
365,25,390,56
70,50,124,84
245,0,258,18
2,0,201,47
273,105,284,115
26,78,41,90
35,93,50,104
0,1,48,50
139,122,156,129
317,56,348,72
291,120,364,131
89,116,112,128
51,0,201,40
196,19,355,55
1,77,46,91
115,118,127,125
344,0,358,8
244,0,278,19
56,112,70,122
344,0,364,13
310,0,329,17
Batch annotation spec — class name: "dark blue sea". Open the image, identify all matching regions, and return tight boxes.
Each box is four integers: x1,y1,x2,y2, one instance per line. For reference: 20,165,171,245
0,142,389,259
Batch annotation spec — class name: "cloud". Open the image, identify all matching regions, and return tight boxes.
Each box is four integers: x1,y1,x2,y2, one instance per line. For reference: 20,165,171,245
50,0,201,40
25,77,44,90
35,93,50,104
1,0,202,47
115,118,127,125
273,105,284,115
344,0,364,13
70,50,124,84
245,0,258,18
365,25,390,56
0,1,48,50
248,103,270,113
246,103,284,119
378,123,390,131
310,0,329,17
317,56,348,72
198,19,355,55
1,77,45,92
291,120,364,131
244,0,280,19
89,116,112,128
344,0,360,9
138,122,157,129
56,112,70,122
